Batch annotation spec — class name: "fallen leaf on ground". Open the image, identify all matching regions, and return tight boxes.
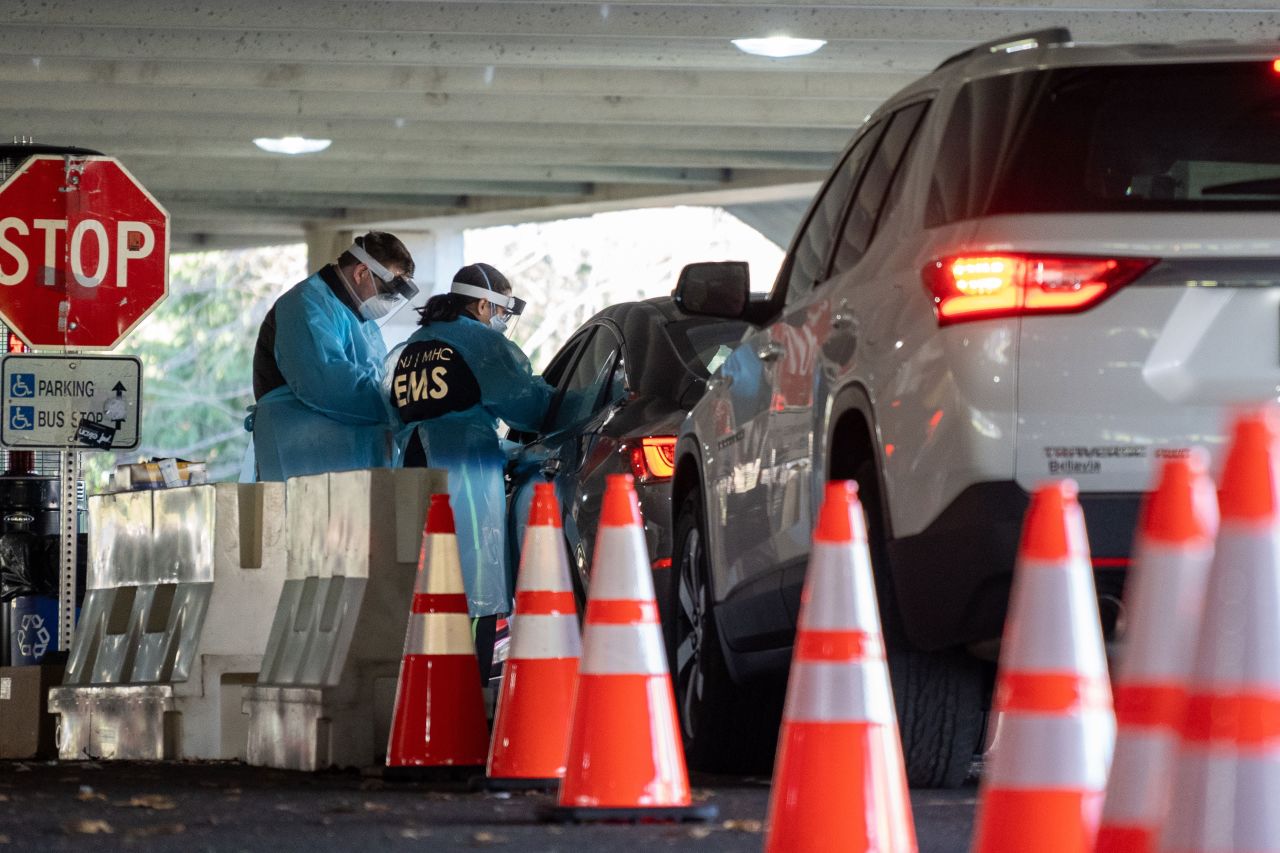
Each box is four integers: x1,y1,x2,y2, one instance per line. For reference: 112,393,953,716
690,788,714,802
64,818,113,835
722,819,764,833
0,794,8,802
125,823,186,840
687,826,714,840
123,794,177,810
472,831,508,845
76,785,105,802
399,827,431,840
363,801,390,813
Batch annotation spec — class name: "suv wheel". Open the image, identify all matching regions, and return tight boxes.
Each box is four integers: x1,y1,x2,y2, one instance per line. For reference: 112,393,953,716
669,490,779,774
854,459,985,789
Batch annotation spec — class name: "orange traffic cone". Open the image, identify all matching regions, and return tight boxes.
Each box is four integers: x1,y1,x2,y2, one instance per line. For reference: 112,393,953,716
1161,410,1280,852
764,480,916,853
485,483,582,789
1096,452,1218,853
543,474,716,822
385,493,489,775
972,480,1115,853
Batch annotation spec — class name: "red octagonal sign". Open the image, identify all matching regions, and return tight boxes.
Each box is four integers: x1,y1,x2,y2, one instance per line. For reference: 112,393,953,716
0,155,169,350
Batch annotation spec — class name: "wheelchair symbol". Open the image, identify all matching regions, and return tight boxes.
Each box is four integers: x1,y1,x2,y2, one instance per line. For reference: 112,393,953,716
8,406,34,431
9,373,34,398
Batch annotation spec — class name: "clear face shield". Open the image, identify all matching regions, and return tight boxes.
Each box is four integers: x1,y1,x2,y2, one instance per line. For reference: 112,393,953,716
449,280,527,336
343,242,420,326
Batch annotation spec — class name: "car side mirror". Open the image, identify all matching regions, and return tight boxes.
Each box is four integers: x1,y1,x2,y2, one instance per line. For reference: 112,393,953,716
673,261,749,319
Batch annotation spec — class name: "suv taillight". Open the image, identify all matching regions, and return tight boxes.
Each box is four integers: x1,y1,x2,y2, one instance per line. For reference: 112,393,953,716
923,254,1157,325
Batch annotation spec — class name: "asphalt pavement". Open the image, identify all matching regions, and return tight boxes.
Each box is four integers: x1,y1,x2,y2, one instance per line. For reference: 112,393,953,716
0,760,977,851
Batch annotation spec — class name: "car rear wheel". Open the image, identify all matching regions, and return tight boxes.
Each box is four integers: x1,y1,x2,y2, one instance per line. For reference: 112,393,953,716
854,459,985,789
669,490,779,774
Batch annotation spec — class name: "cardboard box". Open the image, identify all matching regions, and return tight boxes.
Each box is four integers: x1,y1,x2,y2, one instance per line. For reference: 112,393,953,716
0,663,65,759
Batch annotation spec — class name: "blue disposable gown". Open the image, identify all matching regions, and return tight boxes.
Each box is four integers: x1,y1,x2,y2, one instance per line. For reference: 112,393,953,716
386,315,554,616
254,272,391,481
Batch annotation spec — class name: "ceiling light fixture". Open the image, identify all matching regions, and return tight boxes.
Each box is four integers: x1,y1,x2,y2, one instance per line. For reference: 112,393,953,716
253,136,332,155
731,36,826,59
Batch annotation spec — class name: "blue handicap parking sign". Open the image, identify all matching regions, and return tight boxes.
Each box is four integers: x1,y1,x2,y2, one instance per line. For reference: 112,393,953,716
9,373,34,398
8,406,34,431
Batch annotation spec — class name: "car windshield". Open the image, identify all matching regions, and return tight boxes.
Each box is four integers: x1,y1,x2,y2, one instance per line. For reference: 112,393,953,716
928,60,1280,223
666,318,748,378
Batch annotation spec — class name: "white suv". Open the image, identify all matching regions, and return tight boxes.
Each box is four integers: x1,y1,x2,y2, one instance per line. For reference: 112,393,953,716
668,28,1280,787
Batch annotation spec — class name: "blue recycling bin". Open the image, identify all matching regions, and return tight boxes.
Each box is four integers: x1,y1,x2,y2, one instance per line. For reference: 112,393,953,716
9,595,58,665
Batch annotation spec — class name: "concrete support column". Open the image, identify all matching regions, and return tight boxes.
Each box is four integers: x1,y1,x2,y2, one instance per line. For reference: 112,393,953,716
377,228,465,349
304,225,355,272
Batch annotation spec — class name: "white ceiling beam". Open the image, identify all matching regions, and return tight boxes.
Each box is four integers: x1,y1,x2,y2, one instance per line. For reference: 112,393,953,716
0,28,955,73
128,157,739,187
76,136,836,171
134,171,595,197
0,55,916,101
7,81,875,128
10,111,853,153
6,3,1278,43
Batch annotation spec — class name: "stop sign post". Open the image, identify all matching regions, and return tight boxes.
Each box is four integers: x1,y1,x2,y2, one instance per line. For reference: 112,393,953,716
0,154,168,652
0,155,169,350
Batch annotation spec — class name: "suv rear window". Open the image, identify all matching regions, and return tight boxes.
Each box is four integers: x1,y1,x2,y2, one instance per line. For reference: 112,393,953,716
928,61,1280,224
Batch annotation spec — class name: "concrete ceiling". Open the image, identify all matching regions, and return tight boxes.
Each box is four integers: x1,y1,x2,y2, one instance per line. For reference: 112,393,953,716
5,1,1280,251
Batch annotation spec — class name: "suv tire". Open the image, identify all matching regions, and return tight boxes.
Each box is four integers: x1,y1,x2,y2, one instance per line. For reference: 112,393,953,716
669,490,780,775
854,458,984,788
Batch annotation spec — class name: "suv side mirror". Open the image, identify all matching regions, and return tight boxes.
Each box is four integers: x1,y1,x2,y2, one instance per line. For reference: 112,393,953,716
673,261,749,319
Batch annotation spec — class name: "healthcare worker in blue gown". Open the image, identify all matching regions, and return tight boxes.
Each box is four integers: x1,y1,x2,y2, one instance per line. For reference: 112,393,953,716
251,232,418,481
385,263,554,676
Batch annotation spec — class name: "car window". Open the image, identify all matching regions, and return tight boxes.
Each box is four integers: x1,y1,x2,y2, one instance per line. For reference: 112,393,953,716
832,101,930,275
546,326,622,433
665,318,750,378
781,121,887,307
928,61,1280,223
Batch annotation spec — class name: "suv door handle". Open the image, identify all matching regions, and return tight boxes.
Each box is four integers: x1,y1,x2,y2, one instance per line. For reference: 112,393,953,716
756,342,784,362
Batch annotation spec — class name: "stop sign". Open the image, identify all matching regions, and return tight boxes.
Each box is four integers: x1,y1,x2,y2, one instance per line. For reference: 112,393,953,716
0,155,169,350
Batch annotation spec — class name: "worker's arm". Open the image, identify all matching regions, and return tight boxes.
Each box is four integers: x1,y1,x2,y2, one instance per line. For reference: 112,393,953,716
273,286,388,425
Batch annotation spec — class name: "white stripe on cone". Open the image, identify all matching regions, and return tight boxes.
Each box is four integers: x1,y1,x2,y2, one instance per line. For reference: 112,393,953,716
1118,541,1213,683
1104,729,1180,825
518,526,575,594
579,624,667,676
405,612,474,656
802,541,882,633
1187,525,1280,688
1162,747,1280,851
509,613,582,660
985,712,1116,789
1003,557,1110,678
783,660,896,725
418,534,467,595
588,526,655,600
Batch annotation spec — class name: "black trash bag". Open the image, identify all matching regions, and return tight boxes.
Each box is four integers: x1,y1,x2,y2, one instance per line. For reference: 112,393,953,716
0,530,56,602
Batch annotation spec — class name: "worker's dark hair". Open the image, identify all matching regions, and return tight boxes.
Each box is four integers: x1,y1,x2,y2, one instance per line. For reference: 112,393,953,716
418,262,511,325
338,231,415,277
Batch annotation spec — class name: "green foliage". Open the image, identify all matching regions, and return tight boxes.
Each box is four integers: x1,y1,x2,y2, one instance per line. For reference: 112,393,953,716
82,245,306,490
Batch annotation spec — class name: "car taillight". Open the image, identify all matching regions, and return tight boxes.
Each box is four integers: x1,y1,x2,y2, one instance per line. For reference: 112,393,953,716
629,436,676,483
922,254,1157,326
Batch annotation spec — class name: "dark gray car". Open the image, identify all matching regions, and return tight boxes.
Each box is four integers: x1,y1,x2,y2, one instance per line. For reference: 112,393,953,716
505,270,749,628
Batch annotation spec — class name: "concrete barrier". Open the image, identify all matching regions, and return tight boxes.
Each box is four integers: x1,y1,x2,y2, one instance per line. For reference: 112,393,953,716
48,482,287,760
243,467,444,772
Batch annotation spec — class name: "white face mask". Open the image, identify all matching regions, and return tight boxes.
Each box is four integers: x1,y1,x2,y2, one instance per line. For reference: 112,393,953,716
359,293,400,321
488,312,509,334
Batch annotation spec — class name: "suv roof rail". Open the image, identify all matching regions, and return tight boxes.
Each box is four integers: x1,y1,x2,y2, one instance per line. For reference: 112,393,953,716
934,27,1073,71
